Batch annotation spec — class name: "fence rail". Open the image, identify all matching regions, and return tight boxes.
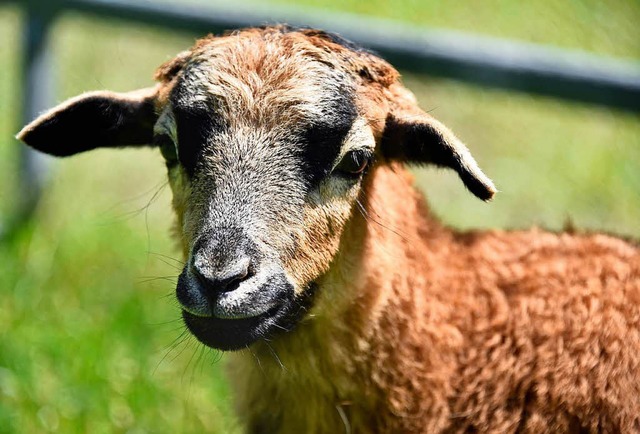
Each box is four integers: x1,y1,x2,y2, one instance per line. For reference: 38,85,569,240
15,0,640,111
2,0,640,237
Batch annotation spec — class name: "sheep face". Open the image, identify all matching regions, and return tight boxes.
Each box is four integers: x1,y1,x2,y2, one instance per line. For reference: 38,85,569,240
156,31,379,350
18,26,495,351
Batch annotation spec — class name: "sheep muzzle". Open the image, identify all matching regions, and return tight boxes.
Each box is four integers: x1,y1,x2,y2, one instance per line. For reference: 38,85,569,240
176,227,310,351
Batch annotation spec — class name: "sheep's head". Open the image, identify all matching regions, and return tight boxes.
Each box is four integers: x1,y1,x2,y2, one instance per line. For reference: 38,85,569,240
18,26,495,351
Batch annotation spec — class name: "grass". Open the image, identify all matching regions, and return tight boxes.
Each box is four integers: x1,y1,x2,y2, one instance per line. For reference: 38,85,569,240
0,1,638,433
264,0,640,58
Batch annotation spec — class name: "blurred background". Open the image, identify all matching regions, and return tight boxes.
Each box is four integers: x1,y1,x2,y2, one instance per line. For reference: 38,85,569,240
0,0,638,432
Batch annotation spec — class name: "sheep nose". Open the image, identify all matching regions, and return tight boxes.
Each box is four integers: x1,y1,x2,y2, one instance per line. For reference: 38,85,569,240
190,227,256,294
192,255,252,293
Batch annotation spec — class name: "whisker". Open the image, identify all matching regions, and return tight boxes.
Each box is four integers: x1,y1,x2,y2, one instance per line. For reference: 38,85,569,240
144,317,184,327
160,291,177,301
101,180,168,225
210,349,224,365
153,328,190,375
149,257,184,272
137,275,179,284
272,323,288,331
247,345,265,375
168,333,195,365
189,343,207,390
102,180,168,217
147,251,185,269
147,251,184,264
265,342,286,372
355,198,409,243
182,336,201,384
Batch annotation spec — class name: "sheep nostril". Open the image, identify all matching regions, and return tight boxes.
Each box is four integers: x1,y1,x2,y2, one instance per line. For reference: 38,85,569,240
219,258,253,292
192,256,253,293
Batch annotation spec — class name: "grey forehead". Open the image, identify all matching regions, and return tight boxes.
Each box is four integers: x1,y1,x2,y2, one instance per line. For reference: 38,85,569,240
166,63,359,184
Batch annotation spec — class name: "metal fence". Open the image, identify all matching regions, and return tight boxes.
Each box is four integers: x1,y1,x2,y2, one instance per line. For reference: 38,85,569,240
3,0,640,237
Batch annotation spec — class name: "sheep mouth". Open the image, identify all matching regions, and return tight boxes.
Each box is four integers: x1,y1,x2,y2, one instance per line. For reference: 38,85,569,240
182,305,283,351
181,284,315,351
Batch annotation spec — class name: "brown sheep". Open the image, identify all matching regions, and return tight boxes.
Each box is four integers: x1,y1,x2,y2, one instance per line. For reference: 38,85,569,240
18,26,640,433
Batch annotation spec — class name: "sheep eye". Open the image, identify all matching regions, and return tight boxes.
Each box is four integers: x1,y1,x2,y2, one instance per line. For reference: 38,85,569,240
154,134,178,166
334,149,372,178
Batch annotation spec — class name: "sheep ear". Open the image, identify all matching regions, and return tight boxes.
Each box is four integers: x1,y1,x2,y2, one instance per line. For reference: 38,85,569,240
17,86,158,157
381,110,497,201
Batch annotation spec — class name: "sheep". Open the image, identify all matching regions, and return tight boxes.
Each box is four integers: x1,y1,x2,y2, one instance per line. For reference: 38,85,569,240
18,25,640,433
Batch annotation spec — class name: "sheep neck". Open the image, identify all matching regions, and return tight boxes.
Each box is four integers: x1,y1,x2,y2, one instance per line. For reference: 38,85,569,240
226,164,457,433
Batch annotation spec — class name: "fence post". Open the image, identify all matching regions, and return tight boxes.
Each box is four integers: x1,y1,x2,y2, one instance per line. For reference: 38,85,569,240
12,3,56,233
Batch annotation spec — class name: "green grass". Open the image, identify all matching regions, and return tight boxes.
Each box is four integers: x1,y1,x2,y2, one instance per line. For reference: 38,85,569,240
1,1,639,433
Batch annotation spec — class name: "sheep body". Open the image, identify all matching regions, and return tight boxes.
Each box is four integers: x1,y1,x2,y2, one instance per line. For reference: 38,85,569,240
18,26,640,434
232,166,640,433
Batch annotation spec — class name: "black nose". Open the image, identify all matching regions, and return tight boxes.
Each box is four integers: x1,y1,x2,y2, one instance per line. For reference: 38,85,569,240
191,227,255,293
192,255,252,293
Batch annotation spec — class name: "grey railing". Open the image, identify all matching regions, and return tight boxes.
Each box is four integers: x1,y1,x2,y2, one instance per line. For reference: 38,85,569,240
3,0,640,237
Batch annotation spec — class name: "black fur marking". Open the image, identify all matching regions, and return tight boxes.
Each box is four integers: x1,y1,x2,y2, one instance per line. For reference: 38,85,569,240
169,76,229,176
382,114,494,201
21,94,156,156
173,106,215,175
382,116,453,163
299,85,359,186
